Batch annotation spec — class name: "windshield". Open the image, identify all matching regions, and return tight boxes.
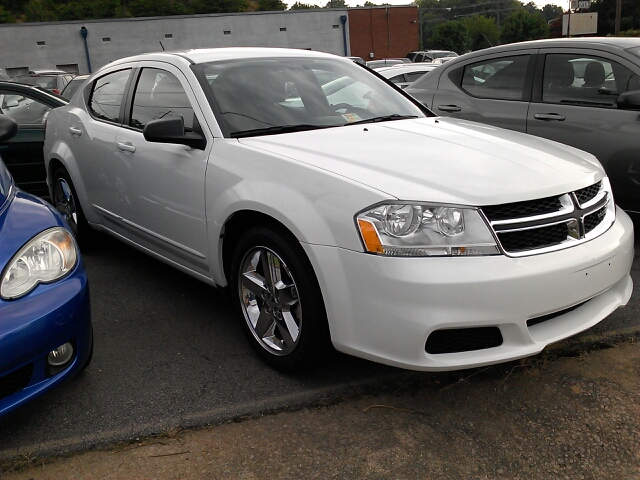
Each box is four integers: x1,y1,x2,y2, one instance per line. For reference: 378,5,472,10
194,57,427,138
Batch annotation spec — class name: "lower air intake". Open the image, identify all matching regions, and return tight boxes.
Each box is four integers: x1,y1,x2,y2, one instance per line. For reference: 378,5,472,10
425,327,503,354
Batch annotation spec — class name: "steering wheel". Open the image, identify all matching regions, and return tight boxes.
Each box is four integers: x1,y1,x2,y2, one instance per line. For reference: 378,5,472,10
331,103,353,114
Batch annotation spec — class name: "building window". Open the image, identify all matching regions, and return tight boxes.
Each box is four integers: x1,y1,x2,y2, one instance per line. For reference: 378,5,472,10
280,27,287,32
224,30,231,35
333,25,339,29
37,41,45,46
102,37,111,42
165,34,173,39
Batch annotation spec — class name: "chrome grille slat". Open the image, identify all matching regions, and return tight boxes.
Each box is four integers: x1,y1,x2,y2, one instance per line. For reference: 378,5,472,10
481,180,612,257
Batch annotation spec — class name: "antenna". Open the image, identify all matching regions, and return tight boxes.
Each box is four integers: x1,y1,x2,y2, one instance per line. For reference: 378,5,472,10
159,41,165,51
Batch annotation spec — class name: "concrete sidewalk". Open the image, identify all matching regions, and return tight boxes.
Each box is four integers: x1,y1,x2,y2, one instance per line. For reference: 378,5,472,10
2,336,640,479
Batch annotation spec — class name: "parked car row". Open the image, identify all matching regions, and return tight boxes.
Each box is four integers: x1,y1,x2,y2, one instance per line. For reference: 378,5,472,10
0,41,636,419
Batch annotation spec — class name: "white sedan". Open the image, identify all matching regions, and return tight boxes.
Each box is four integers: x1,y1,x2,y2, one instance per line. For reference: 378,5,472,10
44,48,634,372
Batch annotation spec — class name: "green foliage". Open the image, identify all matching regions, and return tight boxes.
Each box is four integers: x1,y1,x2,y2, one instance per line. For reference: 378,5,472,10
289,1,319,8
500,9,549,44
463,14,498,51
618,29,640,37
0,5,15,21
590,0,640,35
324,0,345,7
541,4,563,22
429,20,469,54
257,0,285,10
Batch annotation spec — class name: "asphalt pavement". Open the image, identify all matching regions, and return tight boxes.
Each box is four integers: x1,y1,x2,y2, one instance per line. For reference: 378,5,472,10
0,232,638,464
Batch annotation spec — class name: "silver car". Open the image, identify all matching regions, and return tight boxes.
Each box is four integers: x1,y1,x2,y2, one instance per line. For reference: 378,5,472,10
406,37,640,222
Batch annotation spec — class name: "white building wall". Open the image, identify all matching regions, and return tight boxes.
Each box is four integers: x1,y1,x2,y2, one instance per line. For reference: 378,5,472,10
0,9,350,75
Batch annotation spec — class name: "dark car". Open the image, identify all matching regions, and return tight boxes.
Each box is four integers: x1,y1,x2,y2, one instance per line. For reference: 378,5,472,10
0,81,67,196
13,69,75,95
406,37,640,222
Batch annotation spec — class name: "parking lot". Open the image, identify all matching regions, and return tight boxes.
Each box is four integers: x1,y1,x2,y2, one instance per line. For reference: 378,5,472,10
0,232,638,463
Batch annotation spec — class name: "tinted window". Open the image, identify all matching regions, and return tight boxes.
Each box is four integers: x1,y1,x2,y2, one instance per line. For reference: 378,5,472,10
406,71,427,82
15,75,56,90
89,69,130,123
461,55,530,100
542,53,640,108
0,91,52,126
130,68,194,130
388,74,405,84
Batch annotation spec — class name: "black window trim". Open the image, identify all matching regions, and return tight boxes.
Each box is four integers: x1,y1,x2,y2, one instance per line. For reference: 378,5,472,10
86,66,136,127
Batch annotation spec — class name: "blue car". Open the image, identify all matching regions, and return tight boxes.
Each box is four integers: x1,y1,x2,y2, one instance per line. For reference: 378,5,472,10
0,115,92,418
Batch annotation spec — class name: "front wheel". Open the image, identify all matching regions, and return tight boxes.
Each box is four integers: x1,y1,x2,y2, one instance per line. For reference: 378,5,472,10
53,167,90,245
230,226,331,371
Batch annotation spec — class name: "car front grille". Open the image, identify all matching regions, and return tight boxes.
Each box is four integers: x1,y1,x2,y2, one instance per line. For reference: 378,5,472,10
0,363,33,401
425,327,503,354
480,180,612,256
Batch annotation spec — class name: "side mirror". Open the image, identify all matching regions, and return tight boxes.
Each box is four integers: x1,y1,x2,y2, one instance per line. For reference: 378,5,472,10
616,90,640,111
143,116,206,150
0,115,18,143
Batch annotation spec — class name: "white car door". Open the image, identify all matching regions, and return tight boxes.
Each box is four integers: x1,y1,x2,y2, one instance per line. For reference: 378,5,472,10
112,63,211,275
66,67,133,224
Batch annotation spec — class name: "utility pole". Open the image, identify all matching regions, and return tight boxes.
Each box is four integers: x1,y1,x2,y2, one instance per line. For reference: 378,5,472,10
614,0,622,35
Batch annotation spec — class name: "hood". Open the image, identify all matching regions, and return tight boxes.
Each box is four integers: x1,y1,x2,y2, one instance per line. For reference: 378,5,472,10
238,117,603,206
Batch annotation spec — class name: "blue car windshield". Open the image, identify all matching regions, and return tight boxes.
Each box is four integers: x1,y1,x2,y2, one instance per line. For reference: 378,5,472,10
194,57,428,138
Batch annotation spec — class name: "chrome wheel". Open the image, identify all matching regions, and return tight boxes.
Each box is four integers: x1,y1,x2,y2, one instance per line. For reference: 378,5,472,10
54,177,78,232
238,247,302,356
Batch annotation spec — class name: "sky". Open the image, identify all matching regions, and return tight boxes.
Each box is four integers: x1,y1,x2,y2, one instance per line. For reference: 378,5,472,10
334,0,561,9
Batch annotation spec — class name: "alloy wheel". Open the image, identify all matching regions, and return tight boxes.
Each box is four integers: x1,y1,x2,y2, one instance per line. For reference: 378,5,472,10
238,247,302,356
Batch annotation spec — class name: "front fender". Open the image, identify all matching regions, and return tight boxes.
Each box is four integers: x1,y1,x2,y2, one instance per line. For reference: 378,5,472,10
205,142,391,286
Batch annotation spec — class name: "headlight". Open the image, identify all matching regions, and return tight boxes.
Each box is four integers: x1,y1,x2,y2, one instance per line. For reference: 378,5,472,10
1,228,77,299
356,203,499,257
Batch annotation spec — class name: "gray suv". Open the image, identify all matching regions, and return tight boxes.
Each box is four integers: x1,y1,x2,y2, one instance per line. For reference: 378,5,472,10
406,37,640,222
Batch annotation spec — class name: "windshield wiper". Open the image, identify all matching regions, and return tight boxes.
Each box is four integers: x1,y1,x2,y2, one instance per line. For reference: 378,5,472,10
346,114,419,126
231,124,332,138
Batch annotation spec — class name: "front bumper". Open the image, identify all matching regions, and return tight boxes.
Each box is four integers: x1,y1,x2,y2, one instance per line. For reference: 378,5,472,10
305,207,634,371
0,264,92,418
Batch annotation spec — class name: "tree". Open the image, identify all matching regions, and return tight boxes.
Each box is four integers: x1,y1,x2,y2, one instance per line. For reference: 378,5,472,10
500,9,549,44
324,0,345,7
589,0,640,35
429,20,469,54
257,0,286,10
289,1,319,8
463,14,498,51
541,4,563,22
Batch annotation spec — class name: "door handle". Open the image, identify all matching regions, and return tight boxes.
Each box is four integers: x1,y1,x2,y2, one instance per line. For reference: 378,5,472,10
438,105,462,113
117,142,136,153
533,113,566,121
68,127,82,136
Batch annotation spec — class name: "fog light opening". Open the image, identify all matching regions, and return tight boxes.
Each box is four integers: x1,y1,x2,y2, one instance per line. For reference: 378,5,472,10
48,343,74,367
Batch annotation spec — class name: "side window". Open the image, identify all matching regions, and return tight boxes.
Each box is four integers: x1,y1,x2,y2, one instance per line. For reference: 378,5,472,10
0,91,51,126
89,69,130,123
130,68,194,131
543,53,638,108
406,71,426,82
461,55,530,101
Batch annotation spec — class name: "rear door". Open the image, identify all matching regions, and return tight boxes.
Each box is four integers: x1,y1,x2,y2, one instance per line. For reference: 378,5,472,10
527,48,640,214
430,50,537,132
64,66,134,225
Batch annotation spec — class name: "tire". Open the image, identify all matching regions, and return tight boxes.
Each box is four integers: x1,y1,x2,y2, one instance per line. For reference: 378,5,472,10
230,225,331,372
53,167,91,245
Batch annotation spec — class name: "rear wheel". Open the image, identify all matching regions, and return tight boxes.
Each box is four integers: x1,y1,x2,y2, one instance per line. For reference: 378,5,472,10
230,226,331,371
53,167,90,245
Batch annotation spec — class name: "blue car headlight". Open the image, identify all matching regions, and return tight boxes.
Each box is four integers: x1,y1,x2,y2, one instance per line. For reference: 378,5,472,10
1,228,78,300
